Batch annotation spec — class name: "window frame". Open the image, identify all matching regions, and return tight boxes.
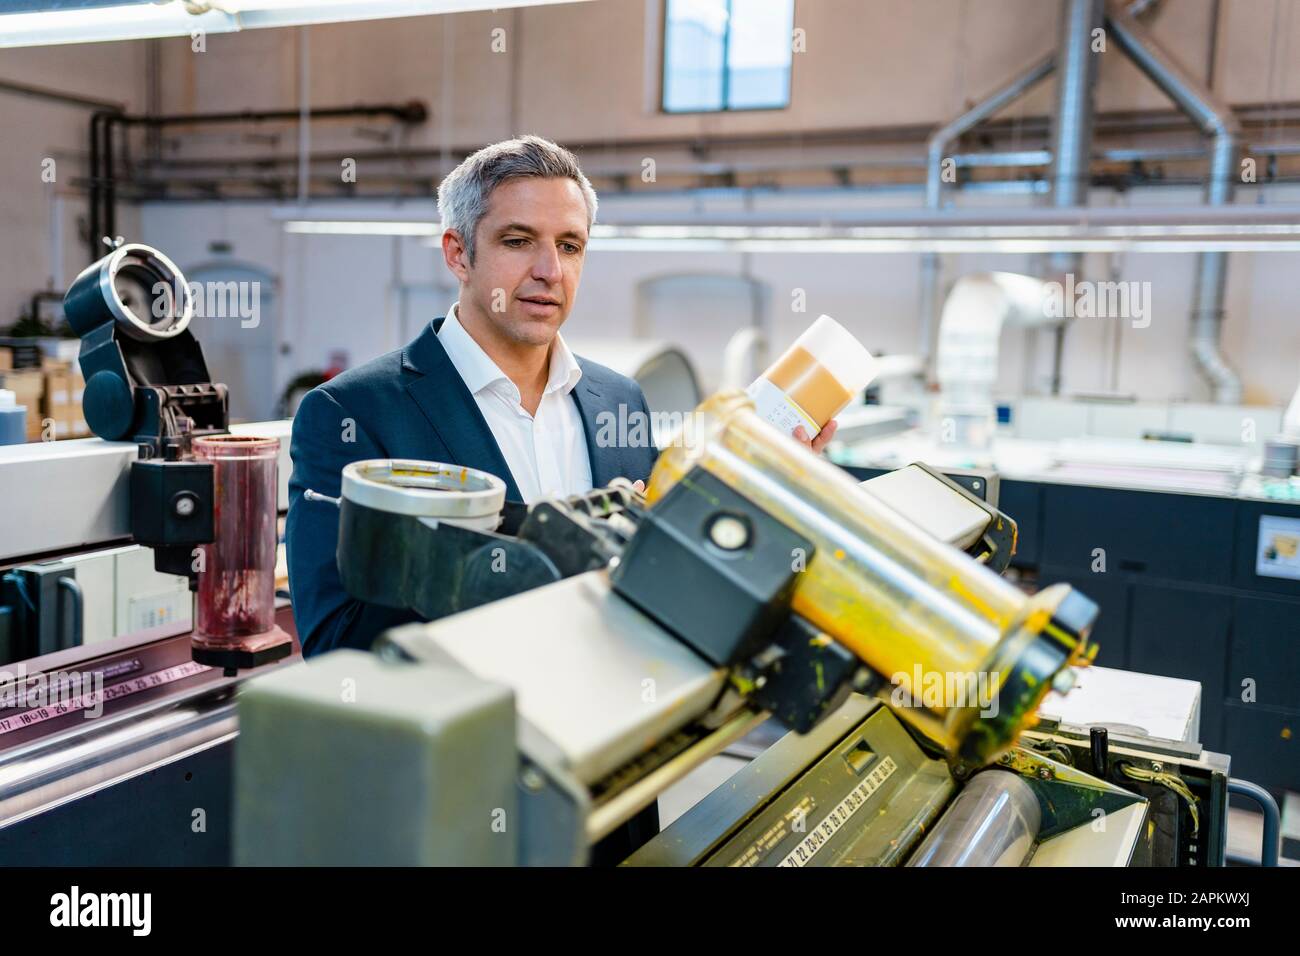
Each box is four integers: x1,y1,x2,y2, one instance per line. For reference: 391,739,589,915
658,0,795,115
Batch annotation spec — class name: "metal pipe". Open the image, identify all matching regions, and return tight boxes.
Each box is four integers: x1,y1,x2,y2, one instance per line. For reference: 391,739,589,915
266,202,1300,230
935,272,1063,453
87,112,110,261
1107,9,1240,140
1046,0,1104,395
920,54,1055,380
925,57,1056,210
297,26,311,206
123,103,428,127
1226,778,1280,867
145,39,162,166
1050,0,1103,224
922,3,1165,393
0,78,124,112
118,96,1300,172
1107,0,1243,403
103,115,116,245
84,100,427,263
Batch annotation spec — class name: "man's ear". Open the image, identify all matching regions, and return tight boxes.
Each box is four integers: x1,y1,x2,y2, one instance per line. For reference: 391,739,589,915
441,228,471,282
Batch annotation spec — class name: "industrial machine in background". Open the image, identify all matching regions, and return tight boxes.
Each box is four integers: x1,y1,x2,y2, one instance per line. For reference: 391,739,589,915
234,392,1233,867
836,267,1300,798
3,242,292,668
0,244,297,864
60,241,292,672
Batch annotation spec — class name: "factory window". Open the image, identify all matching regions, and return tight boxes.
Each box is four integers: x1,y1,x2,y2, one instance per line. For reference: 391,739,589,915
661,0,794,113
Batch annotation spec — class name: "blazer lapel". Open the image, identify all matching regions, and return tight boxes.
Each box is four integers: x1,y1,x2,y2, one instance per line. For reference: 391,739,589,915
570,368,620,489
402,319,524,502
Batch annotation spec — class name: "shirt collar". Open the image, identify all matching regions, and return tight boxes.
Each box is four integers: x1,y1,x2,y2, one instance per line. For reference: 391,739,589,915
438,301,583,401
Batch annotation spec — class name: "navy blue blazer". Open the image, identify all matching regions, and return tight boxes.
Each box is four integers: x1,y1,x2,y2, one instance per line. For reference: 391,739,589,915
285,317,659,657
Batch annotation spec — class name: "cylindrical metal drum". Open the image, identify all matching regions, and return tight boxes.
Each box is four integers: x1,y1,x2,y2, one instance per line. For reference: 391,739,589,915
646,390,1097,770
907,769,1042,867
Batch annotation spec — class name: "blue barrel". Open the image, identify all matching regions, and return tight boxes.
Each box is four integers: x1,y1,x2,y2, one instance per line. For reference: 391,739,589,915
0,390,27,445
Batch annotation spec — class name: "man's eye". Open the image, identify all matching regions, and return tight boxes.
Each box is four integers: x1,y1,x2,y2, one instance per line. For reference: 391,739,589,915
561,243,582,255
504,237,527,248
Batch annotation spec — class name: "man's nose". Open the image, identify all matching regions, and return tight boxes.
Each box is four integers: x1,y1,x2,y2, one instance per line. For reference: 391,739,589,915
530,243,563,284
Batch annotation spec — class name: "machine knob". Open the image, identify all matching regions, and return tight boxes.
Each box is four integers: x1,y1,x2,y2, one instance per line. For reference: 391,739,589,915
1090,726,1110,778
83,369,135,441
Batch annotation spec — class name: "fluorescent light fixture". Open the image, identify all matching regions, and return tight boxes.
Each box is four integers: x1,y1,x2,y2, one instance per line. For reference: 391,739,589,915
229,0,591,29
279,218,1300,252
0,0,591,49
593,223,1300,241
588,238,1300,253
0,4,237,48
283,220,441,236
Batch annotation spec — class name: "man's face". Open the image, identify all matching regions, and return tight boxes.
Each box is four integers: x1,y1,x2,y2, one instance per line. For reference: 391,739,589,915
450,176,589,348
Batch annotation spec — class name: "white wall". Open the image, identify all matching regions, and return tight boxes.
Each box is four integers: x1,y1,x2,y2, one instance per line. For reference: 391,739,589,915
8,0,1300,415
0,40,148,326
150,0,1300,150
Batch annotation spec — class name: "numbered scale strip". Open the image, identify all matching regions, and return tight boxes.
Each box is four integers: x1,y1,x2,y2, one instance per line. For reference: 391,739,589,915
0,661,210,736
0,657,144,711
775,756,899,867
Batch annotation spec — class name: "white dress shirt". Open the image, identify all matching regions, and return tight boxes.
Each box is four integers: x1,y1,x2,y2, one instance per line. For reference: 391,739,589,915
437,303,593,503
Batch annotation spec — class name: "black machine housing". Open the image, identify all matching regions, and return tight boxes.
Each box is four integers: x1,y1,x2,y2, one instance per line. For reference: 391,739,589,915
63,243,228,584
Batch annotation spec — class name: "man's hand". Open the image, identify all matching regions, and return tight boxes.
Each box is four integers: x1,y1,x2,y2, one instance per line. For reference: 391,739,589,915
792,419,838,455
611,477,647,495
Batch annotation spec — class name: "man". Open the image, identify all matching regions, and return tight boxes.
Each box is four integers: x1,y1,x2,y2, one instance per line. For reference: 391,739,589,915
285,135,837,864
287,135,837,657
287,135,652,657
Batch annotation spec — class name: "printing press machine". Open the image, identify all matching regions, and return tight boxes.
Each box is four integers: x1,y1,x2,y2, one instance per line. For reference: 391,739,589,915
0,244,1233,866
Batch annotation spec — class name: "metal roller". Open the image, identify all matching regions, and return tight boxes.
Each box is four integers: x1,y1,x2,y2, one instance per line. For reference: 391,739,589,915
339,459,506,529
907,769,1041,867
64,242,192,342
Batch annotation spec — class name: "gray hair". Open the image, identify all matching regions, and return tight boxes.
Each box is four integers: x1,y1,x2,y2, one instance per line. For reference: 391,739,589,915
437,135,598,263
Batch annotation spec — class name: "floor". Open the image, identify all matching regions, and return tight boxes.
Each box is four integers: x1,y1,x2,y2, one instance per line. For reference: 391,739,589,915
1227,799,1300,866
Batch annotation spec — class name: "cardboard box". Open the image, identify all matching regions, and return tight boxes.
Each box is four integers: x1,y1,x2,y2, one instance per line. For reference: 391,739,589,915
42,366,89,440
44,405,90,439
43,366,84,407
36,337,80,365
0,370,45,441
0,339,42,369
